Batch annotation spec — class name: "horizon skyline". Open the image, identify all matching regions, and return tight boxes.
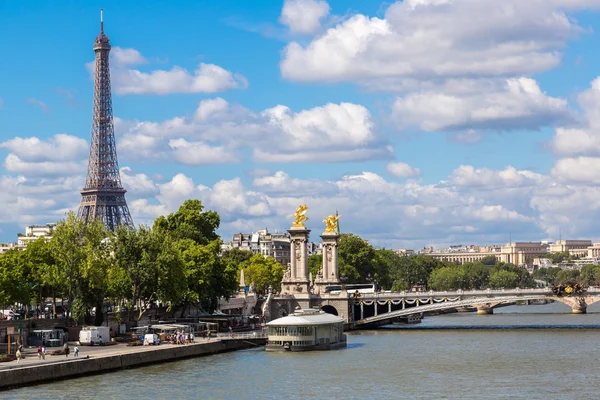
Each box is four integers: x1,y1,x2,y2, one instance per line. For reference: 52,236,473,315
3,1,600,249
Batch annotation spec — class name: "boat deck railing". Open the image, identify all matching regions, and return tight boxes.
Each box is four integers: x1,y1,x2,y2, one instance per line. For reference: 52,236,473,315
217,330,268,340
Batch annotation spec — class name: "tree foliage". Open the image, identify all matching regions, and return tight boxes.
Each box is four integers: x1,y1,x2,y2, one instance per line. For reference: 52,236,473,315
241,254,285,294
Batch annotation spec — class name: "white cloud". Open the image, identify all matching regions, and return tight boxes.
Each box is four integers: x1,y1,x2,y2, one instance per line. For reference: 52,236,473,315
551,157,600,184
552,77,600,157
0,134,88,162
3,154,85,177
168,138,239,165
279,0,331,35
280,1,594,88
3,159,600,248
386,162,421,178
87,48,247,96
111,47,148,67
391,78,569,132
116,98,392,164
113,63,248,95
449,165,546,188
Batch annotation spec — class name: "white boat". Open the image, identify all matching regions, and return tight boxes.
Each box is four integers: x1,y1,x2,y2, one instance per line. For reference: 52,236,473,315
266,308,347,352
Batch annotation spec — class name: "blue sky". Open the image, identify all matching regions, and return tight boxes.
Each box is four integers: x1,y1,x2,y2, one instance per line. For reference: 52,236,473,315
2,0,600,249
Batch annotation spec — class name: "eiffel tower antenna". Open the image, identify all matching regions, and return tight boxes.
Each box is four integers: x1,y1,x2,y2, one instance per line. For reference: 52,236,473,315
77,10,134,231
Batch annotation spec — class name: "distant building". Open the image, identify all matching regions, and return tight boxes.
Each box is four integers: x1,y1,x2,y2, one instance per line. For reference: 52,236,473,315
427,242,546,266
222,228,322,267
0,223,55,254
549,240,592,258
394,249,415,256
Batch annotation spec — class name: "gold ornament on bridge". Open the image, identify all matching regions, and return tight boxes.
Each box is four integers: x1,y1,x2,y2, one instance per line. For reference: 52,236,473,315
323,214,341,233
565,286,573,294
292,204,309,228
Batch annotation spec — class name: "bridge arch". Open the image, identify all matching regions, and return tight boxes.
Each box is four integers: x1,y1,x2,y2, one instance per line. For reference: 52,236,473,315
321,305,339,316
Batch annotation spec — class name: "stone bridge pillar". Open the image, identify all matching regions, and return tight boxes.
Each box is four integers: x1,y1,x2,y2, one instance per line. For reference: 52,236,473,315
476,305,494,315
315,231,340,294
281,227,310,294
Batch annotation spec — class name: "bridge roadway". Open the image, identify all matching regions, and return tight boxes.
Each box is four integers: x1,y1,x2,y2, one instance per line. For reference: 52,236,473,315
350,287,600,328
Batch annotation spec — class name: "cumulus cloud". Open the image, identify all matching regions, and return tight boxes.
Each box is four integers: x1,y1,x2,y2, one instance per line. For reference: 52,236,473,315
0,134,88,162
87,48,247,96
552,77,600,157
391,78,569,132
279,0,331,35
280,0,595,87
386,162,421,178
168,138,239,165
116,98,392,164
2,159,600,248
111,47,148,67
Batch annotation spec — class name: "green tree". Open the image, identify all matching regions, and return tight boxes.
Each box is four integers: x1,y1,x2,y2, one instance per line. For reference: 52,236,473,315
338,234,377,283
242,254,286,294
221,248,253,271
461,262,490,289
428,267,465,290
374,249,400,290
0,250,22,307
533,267,562,284
308,254,322,281
153,200,235,314
579,264,600,287
50,212,86,323
480,255,497,266
23,237,57,313
153,199,219,245
489,270,518,288
555,269,580,286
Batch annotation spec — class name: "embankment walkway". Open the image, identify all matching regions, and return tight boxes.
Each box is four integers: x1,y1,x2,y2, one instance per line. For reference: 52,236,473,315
0,336,266,390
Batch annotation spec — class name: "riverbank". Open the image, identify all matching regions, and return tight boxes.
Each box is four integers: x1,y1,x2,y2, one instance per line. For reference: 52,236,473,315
0,337,266,391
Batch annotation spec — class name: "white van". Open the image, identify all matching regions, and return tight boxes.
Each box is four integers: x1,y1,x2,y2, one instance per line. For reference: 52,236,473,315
79,326,110,345
144,333,160,345
0,310,17,320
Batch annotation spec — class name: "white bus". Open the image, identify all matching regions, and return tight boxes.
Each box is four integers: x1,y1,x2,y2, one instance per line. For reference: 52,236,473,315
325,283,378,295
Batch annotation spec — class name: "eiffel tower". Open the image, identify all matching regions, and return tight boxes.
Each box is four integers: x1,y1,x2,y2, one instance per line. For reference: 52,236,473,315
77,10,134,231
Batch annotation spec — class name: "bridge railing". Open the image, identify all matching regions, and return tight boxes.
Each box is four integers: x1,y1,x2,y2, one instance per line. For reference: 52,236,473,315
356,287,600,298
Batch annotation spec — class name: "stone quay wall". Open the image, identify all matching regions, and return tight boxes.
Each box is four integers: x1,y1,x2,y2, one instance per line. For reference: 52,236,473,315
0,338,265,391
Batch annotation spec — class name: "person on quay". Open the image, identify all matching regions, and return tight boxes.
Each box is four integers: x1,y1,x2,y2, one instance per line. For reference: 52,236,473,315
37,346,42,360
41,345,46,360
64,342,70,358
74,346,79,357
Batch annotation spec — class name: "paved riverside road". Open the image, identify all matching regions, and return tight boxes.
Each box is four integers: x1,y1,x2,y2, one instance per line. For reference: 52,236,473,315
0,337,223,371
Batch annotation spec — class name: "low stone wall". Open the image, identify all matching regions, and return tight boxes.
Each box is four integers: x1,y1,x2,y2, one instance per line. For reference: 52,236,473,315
0,339,265,391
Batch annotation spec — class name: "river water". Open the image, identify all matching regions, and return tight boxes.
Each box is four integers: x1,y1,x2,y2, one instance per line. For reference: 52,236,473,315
6,301,600,399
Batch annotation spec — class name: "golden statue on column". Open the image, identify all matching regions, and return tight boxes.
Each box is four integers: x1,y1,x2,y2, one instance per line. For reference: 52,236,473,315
323,214,341,233
292,204,309,228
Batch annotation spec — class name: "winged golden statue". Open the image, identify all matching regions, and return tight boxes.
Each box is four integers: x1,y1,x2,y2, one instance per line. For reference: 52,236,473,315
323,214,341,233
292,204,309,228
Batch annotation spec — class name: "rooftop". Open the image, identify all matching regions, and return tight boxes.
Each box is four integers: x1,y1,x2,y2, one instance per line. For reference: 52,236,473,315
267,309,343,326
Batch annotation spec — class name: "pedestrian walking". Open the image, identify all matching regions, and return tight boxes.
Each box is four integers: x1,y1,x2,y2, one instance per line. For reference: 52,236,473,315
16,348,21,363
37,346,42,360
41,345,46,360
74,346,79,357
64,342,70,358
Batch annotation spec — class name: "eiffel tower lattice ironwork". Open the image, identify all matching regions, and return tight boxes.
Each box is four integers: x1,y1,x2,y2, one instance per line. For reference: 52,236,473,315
77,9,134,231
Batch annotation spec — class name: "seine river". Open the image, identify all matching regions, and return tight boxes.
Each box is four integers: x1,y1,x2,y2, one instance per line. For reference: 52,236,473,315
6,302,600,399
